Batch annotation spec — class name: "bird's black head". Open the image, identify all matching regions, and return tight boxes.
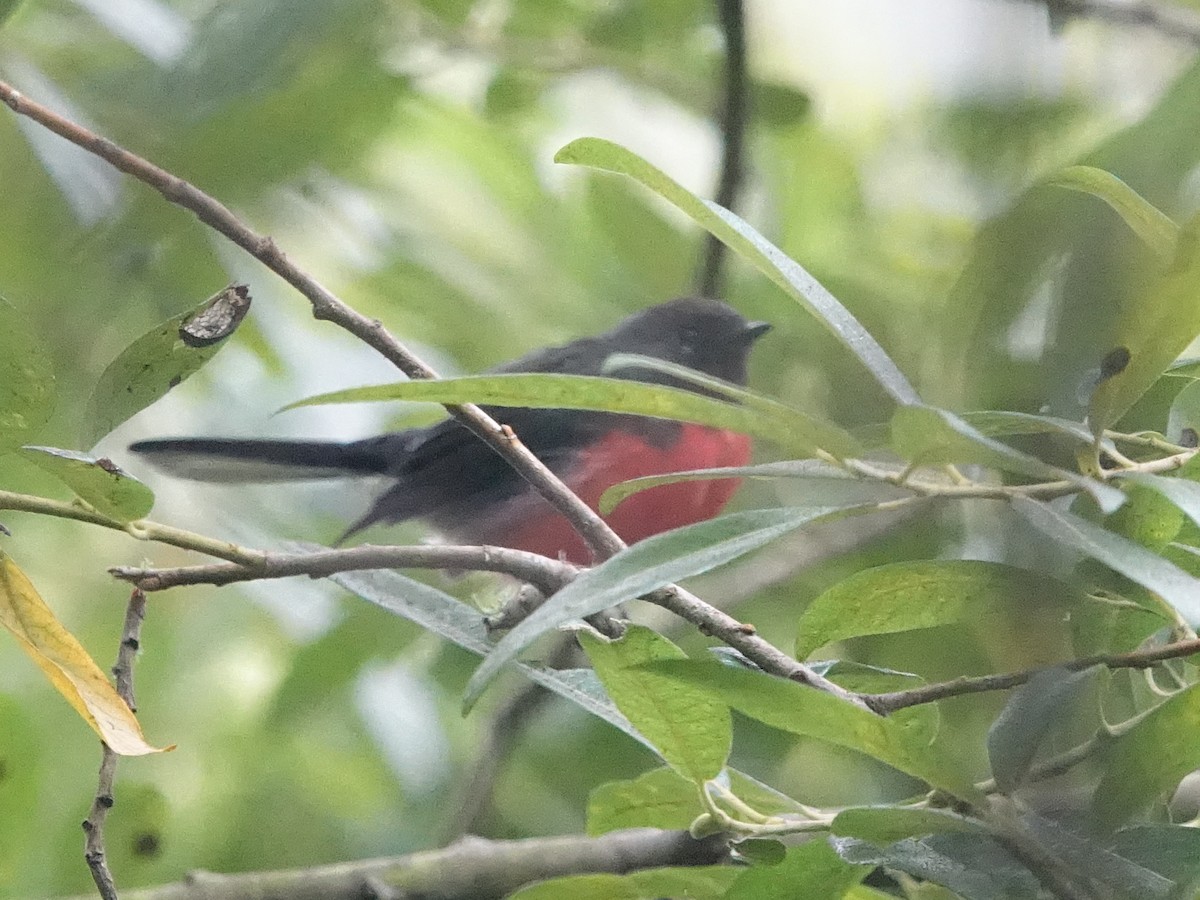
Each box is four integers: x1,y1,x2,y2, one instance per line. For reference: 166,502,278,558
605,297,771,387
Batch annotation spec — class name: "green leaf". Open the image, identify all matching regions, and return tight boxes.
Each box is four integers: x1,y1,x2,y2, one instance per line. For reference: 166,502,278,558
586,767,700,836
960,410,1117,451
891,405,1124,512
327,567,651,751
463,505,867,711
0,299,54,453
795,560,1082,659
1017,810,1174,898
601,352,862,459
832,807,988,844
287,372,859,460
1013,496,1200,623
1049,165,1179,261
580,626,731,783
554,137,920,405
835,834,1047,900
725,839,869,900
641,660,981,802
1119,472,1200,533
600,460,911,516
1105,483,1186,550
1167,378,1200,443
20,447,154,522
506,866,738,900
1088,216,1200,436
986,666,1099,792
1093,683,1200,830
83,284,251,448
587,765,813,839
813,660,940,748
1109,824,1200,886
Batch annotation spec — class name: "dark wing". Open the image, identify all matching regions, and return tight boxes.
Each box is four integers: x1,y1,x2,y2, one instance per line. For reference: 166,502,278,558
341,335,677,538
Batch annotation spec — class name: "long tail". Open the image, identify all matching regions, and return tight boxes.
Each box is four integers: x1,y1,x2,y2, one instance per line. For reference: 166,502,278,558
128,437,405,483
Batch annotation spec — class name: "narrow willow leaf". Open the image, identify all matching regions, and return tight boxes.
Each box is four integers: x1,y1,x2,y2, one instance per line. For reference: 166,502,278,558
554,137,920,405
891,405,1124,512
20,446,154,522
580,626,731,783
507,866,738,900
643,660,981,801
286,372,859,459
960,410,1115,450
725,840,869,900
463,505,865,711
0,552,168,755
1167,378,1200,443
586,767,700,836
602,351,851,436
1049,165,1179,261
83,283,250,449
987,666,1100,792
1109,825,1200,886
832,807,988,843
329,567,651,751
1088,215,1200,436
1093,683,1200,830
1019,809,1174,898
834,834,1045,900
795,560,1083,659
600,460,912,515
1013,496,1200,623
0,298,54,453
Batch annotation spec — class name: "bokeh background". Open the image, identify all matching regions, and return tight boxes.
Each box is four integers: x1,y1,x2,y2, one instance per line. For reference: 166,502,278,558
1,0,1198,895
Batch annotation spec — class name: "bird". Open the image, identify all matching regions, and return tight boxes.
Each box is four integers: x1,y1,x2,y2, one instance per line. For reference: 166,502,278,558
129,297,771,564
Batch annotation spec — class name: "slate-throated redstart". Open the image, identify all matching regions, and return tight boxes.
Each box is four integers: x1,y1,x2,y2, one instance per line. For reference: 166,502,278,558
130,297,771,563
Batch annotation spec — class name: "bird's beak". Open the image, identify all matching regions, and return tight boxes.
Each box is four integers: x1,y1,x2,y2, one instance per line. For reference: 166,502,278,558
744,321,772,342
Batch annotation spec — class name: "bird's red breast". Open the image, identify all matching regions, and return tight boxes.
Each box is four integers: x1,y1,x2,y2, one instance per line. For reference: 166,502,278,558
501,423,752,564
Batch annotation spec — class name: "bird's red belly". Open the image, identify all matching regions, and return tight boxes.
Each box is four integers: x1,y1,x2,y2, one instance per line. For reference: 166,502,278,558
502,424,752,564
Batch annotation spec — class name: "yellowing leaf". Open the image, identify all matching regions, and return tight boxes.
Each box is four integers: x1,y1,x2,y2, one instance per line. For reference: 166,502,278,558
0,552,169,756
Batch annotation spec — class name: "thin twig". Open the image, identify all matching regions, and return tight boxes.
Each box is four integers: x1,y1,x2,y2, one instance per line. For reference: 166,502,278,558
82,588,149,900
698,0,748,298
0,80,624,566
61,828,730,900
871,636,1200,713
0,489,266,566
649,584,877,712
109,544,577,596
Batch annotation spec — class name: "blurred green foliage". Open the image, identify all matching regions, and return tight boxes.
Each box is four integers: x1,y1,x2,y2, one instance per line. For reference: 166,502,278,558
4,1,1200,898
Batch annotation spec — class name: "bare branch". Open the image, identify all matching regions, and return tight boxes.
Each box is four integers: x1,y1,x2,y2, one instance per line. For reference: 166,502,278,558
82,588,149,900
109,543,577,595
61,828,729,900
872,636,1200,713
649,584,878,712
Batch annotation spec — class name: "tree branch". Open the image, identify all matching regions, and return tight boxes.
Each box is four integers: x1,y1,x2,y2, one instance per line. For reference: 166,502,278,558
82,588,149,900
0,79,624,565
61,828,729,900
871,636,1200,713
698,0,748,298
108,544,577,596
